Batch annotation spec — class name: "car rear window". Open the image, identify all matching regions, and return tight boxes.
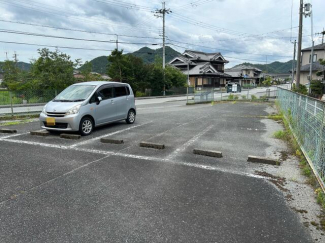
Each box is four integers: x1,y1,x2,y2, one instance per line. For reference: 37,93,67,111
115,86,127,97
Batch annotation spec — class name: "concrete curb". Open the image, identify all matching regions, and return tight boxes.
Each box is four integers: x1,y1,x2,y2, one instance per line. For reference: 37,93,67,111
0,128,17,134
247,155,280,166
140,142,165,149
193,149,223,158
30,130,50,136
100,138,124,144
60,133,81,140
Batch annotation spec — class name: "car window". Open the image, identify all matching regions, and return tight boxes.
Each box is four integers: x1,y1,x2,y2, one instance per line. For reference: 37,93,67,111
89,94,97,104
126,86,130,95
98,87,113,100
115,86,127,97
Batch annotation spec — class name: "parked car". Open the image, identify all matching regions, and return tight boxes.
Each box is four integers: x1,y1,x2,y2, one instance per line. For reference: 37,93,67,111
39,81,136,135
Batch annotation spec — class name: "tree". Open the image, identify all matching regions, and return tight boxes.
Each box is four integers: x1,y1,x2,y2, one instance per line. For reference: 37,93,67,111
80,61,92,81
310,80,324,96
107,49,124,82
30,48,79,91
1,59,21,90
262,76,272,86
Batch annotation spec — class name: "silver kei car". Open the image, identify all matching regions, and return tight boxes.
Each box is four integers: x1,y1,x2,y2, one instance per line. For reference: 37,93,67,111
40,81,136,135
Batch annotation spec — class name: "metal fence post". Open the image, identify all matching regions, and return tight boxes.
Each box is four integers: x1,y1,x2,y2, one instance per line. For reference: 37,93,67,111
9,91,13,116
320,103,325,178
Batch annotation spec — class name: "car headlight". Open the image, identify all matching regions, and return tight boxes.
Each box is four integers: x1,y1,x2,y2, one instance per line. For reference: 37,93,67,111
42,105,47,114
66,104,81,115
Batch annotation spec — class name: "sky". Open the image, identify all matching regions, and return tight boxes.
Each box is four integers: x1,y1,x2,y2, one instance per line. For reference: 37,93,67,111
0,0,324,68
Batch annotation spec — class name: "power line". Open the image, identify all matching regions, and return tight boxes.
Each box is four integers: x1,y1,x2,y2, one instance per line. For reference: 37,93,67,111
167,40,292,58
92,0,154,11
173,0,217,10
0,40,114,51
0,29,160,45
0,19,161,40
0,0,158,33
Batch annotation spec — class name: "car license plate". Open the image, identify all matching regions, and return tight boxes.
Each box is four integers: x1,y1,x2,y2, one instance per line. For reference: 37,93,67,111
46,117,56,126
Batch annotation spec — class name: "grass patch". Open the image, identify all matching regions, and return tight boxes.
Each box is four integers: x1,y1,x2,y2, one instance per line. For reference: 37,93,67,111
273,103,325,210
0,119,34,126
273,130,287,140
0,114,39,121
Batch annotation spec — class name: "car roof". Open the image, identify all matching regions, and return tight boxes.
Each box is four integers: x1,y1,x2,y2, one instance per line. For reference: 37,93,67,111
73,81,127,87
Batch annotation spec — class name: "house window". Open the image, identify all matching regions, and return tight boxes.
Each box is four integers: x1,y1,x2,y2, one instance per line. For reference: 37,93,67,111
309,54,317,63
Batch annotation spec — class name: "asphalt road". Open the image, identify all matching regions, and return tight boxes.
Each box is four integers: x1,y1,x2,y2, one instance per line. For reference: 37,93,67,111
0,100,313,242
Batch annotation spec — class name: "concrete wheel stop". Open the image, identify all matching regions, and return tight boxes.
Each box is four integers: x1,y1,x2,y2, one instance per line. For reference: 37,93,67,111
0,128,17,134
247,155,280,166
140,142,165,149
193,149,223,158
100,138,124,144
30,130,50,136
60,133,81,140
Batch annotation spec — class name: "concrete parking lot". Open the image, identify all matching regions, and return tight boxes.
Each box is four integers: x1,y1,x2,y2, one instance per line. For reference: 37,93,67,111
0,100,318,242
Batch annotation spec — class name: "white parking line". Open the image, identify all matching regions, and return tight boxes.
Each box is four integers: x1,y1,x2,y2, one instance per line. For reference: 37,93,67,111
166,125,214,161
69,122,152,148
0,132,30,140
137,105,183,110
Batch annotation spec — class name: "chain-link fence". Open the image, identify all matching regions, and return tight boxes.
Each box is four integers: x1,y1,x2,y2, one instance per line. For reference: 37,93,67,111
187,86,279,104
0,89,59,116
277,88,325,189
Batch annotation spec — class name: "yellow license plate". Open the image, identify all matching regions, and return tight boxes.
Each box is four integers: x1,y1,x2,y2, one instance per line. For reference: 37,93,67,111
46,117,56,126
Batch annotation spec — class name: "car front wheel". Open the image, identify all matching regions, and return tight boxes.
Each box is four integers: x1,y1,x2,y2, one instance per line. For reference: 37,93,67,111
79,117,94,136
126,110,136,124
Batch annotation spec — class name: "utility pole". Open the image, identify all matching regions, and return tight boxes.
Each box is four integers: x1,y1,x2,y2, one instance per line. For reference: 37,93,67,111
315,29,325,44
292,40,297,87
296,0,304,89
304,2,313,93
155,2,171,96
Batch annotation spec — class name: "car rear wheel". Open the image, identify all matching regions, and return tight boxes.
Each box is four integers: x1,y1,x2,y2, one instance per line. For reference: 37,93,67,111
79,117,94,136
126,110,136,124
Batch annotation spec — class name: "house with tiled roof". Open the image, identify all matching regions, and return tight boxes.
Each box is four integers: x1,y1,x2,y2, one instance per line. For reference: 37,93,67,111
225,65,263,86
169,50,231,90
294,42,325,85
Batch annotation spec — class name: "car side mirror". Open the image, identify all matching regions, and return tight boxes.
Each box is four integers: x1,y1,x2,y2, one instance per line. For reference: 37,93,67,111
97,96,102,105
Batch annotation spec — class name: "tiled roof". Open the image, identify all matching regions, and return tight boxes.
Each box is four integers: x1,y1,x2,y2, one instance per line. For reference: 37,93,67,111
226,65,262,72
183,50,229,63
302,43,325,52
182,62,231,77
300,61,324,72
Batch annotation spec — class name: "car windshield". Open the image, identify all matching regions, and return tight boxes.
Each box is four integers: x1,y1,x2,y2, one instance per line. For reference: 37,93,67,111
54,85,96,102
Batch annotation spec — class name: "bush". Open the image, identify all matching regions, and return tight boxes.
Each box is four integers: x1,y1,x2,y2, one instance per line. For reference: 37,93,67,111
292,84,308,95
241,95,246,99
251,95,257,100
228,94,234,100
135,91,146,97
234,95,239,100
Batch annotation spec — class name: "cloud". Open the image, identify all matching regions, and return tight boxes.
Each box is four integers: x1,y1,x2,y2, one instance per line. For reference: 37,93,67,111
0,0,323,67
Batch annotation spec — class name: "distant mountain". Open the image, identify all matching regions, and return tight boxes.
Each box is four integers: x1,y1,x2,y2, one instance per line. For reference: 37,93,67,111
232,60,297,74
79,46,181,74
0,61,32,72
127,46,181,64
